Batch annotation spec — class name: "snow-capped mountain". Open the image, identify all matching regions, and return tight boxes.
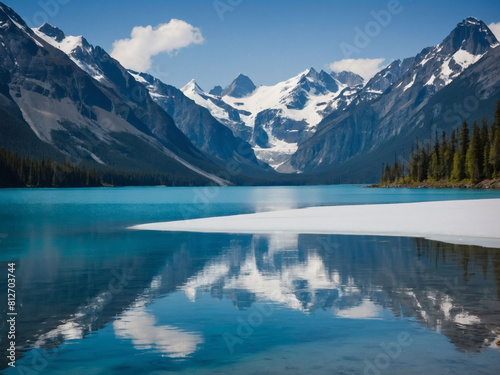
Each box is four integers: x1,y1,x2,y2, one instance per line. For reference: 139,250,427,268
391,17,497,91
2,0,499,185
182,68,364,169
33,23,109,83
368,17,496,94
364,58,416,94
127,71,266,172
288,17,500,178
0,3,234,185
221,73,256,97
331,70,364,87
19,19,268,177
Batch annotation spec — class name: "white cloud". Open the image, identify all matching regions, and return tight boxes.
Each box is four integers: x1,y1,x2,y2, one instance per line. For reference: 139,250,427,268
488,22,500,42
328,58,387,81
111,19,204,72
334,299,384,320
114,307,204,357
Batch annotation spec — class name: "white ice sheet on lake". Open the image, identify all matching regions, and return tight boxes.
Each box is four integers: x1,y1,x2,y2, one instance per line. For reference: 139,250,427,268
130,199,500,248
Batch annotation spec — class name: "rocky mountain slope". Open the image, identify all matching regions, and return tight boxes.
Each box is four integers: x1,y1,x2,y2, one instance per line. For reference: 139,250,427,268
1,0,498,185
0,3,247,185
182,69,364,169
287,18,499,179
126,71,268,174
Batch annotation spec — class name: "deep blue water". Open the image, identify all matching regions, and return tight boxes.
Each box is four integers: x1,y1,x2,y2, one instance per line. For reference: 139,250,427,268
0,186,500,374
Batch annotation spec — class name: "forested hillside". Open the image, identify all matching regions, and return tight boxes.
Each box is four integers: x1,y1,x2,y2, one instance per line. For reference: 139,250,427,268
380,101,500,186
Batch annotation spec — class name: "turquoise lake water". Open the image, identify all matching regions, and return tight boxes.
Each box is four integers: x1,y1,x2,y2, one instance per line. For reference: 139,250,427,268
1,185,500,374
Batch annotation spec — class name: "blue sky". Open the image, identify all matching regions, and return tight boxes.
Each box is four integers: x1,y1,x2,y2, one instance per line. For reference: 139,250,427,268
4,0,500,90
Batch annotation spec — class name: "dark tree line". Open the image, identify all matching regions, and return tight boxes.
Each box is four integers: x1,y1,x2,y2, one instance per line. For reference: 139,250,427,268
0,148,206,188
0,148,101,187
382,100,500,184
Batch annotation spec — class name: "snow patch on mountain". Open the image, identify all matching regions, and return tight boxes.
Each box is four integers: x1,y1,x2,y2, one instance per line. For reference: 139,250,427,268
128,70,150,85
181,80,233,122
452,48,484,69
33,25,106,82
222,69,344,129
425,74,436,86
403,74,416,92
436,49,485,86
34,30,87,55
129,71,169,102
181,68,353,169
0,3,43,47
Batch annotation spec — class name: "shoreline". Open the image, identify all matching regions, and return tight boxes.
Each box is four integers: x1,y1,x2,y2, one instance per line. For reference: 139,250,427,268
367,179,500,189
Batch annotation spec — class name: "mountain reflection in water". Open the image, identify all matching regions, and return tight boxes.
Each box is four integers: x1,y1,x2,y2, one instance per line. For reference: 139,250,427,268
3,231,500,372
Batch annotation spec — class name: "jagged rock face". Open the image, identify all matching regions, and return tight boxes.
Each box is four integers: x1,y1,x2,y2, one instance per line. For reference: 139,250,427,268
221,74,256,98
288,17,500,177
37,23,65,42
363,57,416,93
440,17,498,56
128,71,266,171
0,3,228,185
2,0,498,183
331,71,364,87
209,85,223,96
286,69,340,110
181,68,360,170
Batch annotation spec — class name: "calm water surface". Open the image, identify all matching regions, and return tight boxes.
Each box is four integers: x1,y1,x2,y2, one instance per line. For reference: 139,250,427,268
0,186,500,374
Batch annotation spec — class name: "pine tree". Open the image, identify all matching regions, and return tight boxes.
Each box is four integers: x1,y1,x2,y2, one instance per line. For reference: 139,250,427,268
466,121,482,182
450,151,461,181
491,125,500,178
410,144,419,182
456,120,470,180
482,119,492,179
382,163,392,183
418,142,430,182
441,131,452,180
430,132,441,180
491,101,500,178
27,161,34,187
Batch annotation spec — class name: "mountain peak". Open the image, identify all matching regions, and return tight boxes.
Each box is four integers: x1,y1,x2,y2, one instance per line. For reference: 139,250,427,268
460,17,481,26
440,17,498,56
304,67,320,80
182,79,204,95
209,85,223,96
331,71,364,86
222,74,256,98
37,23,65,42
33,24,91,57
